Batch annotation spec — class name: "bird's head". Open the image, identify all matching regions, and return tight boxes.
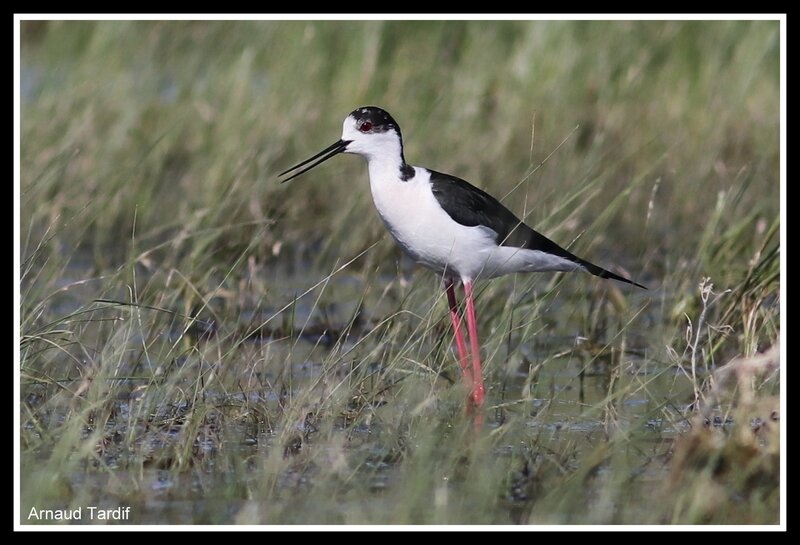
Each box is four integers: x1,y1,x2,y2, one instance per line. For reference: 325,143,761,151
279,106,404,183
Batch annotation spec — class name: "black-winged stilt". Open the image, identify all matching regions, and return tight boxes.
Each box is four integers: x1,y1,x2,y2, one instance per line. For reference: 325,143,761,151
279,106,646,409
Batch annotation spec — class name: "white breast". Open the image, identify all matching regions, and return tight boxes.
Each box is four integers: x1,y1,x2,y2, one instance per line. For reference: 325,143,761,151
367,165,501,281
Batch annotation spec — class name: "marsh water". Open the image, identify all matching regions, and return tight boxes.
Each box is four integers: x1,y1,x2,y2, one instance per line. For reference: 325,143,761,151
21,253,707,525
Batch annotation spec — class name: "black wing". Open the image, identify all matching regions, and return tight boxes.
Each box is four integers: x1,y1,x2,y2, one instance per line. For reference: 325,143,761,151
428,170,646,289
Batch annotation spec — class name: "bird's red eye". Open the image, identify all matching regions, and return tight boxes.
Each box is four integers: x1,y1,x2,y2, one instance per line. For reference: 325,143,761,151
359,121,373,132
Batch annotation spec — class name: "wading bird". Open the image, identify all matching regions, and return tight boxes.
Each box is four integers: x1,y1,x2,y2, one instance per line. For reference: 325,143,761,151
279,107,645,409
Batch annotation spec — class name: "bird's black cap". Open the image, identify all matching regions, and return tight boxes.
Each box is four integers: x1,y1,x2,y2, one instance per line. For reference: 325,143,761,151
349,106,403,137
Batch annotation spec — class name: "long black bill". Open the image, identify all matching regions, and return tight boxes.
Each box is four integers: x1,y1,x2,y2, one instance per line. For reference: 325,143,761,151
278,139,351,183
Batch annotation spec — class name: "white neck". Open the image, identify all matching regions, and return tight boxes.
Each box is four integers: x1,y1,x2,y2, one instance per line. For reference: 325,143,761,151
367,149,405,183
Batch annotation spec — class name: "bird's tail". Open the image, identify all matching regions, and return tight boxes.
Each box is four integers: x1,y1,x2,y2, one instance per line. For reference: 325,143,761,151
574,256,647,289
514,224,647,289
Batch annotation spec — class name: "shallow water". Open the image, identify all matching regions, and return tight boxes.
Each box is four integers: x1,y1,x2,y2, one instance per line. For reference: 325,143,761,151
21,253,707,525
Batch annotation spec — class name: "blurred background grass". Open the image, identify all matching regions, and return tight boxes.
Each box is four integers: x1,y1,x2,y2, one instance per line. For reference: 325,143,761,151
21,20,778,275
20,19,780,525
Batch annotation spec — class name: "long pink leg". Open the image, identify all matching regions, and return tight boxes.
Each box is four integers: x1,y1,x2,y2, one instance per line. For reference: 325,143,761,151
445,278,472,389
463,280,486,407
